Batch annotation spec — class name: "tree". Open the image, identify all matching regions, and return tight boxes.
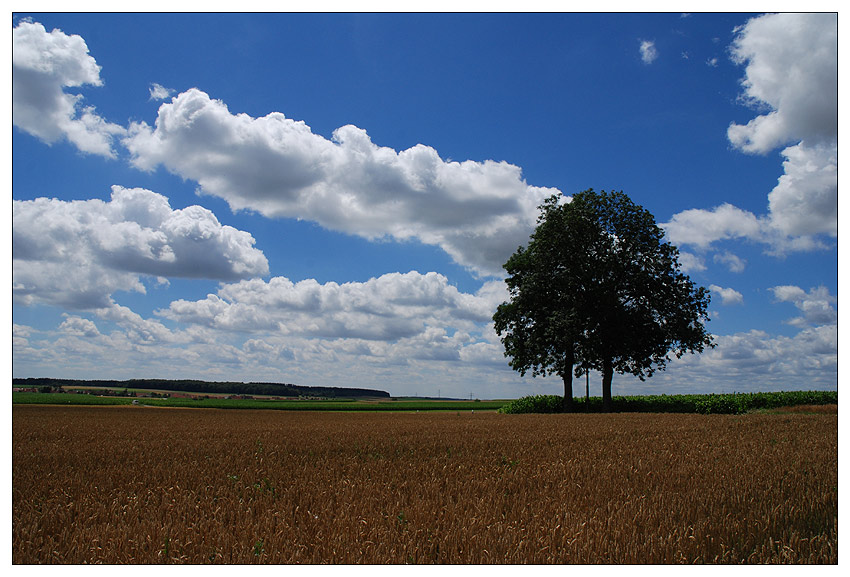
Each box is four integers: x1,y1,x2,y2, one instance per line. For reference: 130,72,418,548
494,189,714,411
493,194,603,411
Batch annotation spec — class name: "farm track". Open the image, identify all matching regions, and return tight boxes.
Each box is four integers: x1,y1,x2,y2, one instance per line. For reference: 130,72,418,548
12,405,837,564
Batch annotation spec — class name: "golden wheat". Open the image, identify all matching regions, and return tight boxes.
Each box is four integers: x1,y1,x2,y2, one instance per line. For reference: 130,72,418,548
12,405,837,564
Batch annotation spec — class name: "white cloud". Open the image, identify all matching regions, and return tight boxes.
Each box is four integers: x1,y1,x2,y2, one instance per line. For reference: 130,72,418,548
664,13,837,254
149,82,174,101
160,271,506,342
15,300,838,397
709,285,743,306
728,13,837,154
713,251,746,273
663,203,763,249
767,141,837,238
728,13,837,242
660,325,837,390
12,21,125,157
676,251,706,273
96,303,180,345
770,285,836,327
13,324,34,339
13,186,269,309
11,272,523,394
639,40,658,64
59,315,101,338
123,88,558,277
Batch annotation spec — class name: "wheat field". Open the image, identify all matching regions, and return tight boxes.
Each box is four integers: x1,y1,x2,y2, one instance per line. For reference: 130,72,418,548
12,404,837,564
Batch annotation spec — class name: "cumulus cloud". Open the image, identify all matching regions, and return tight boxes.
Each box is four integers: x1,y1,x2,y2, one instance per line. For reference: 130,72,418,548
123,88,558,277
728,13,838,241
160,270,506,342
13,186,269,309
13,324,34,339
96,303,180,345
709,285,744,306
766,142,837,238
663,13,837,254
713,251,746,273
676,251,706,273
728,13,837,154
639,40,658,64
12,20,125,157
24,271,507,385
663,203,763,249
680,325,837,386
59,315,101,337
770,285,836,327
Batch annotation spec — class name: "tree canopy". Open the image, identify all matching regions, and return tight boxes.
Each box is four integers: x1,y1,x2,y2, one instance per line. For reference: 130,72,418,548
493,189,714,411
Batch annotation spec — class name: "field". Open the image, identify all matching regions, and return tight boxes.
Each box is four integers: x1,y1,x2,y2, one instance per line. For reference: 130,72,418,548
13,405,837,564
11,392,506,412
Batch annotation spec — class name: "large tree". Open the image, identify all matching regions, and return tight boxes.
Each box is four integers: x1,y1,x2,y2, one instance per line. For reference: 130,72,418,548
494,189,713,411
493,194,603,411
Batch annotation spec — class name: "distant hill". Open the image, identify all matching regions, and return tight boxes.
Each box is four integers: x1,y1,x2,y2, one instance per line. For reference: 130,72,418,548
12,377,390,399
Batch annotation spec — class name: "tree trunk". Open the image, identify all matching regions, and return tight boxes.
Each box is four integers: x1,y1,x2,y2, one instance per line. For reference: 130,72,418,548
562,370,574,413
601,356,613,412
562,345,575,412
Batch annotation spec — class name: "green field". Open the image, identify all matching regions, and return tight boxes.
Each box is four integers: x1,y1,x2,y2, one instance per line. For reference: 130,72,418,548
11,392,506,412
12,390,837,414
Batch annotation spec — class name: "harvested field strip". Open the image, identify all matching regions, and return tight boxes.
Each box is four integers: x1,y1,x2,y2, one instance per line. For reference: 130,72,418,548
12,406,837,564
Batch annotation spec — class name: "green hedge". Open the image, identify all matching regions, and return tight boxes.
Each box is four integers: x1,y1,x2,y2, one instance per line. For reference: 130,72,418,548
498,391,837,415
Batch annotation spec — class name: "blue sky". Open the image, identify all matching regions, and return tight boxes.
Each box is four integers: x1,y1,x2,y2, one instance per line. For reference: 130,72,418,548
11,12,838,398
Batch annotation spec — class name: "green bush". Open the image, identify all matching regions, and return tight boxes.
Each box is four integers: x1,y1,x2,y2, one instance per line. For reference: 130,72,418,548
497,390,836,415
498,395,564,414
695,394,746,415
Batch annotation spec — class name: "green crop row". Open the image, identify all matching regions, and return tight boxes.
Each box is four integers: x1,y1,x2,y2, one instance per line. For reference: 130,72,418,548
10,392,133,406
139,398,507,411
11,393,506,412
497,390,838,415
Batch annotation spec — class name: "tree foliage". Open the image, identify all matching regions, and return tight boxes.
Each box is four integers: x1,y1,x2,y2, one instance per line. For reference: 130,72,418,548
494,189,714,411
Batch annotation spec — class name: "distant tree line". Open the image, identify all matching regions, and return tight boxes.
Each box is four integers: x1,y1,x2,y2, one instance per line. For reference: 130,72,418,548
12,378,390,399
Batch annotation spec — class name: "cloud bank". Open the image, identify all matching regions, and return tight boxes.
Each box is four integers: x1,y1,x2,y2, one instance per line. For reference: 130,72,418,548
160,271,505,342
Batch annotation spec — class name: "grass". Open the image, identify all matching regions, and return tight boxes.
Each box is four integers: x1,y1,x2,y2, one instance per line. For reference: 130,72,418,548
11,392,134,406
11,392,506,412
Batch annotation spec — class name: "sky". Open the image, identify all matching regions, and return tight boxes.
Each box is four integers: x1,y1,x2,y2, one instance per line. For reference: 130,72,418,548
9,11,839,399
